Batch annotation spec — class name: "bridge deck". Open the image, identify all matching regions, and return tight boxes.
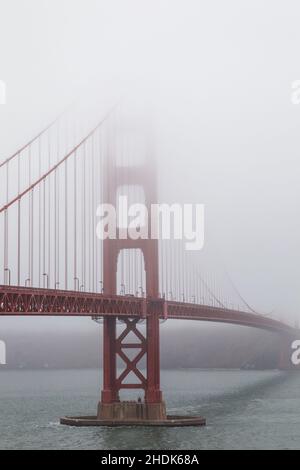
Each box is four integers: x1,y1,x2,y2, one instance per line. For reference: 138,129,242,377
0,285,296,336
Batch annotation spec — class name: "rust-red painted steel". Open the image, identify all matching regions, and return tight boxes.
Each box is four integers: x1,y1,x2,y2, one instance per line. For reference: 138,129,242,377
0,285,296,336
101,134,162,404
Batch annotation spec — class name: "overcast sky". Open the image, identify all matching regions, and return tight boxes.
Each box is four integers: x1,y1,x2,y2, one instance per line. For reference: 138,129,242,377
0,0,299,333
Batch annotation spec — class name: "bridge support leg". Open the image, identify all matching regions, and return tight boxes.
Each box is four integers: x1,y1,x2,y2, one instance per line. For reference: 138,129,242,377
101,317,118,403
145,313,163,404
97,313,167,422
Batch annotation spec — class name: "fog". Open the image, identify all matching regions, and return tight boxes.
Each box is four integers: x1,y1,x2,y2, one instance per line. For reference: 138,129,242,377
0,0,299,339
1,324,280,370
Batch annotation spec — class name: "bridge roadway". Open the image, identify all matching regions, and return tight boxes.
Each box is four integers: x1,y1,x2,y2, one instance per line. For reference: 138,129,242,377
0,285,296,336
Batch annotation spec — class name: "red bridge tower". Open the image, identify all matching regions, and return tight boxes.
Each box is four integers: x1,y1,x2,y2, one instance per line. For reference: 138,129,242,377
97,133,166,422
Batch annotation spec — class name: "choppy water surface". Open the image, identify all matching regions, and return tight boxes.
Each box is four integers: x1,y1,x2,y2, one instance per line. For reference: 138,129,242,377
0,369,299,449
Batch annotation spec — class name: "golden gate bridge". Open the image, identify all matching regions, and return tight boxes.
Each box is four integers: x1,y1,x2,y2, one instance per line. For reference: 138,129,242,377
0,103,298,426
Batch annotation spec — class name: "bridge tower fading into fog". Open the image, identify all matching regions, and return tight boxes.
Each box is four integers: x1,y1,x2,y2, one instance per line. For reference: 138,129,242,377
98,128,166,422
